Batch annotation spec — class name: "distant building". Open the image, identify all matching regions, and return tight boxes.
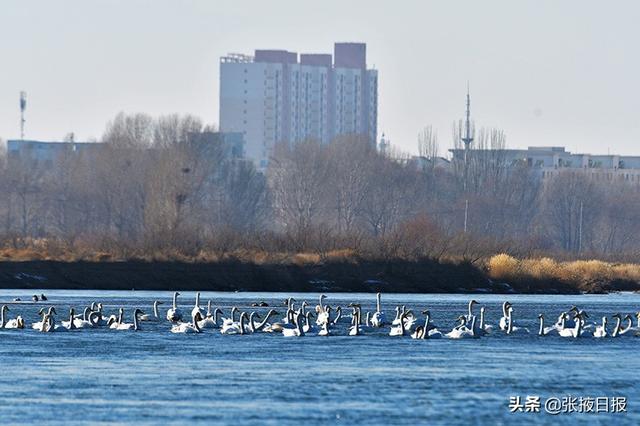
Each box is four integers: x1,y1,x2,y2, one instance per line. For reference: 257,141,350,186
7,139,104,169
220,42,378,168
449,146,640,183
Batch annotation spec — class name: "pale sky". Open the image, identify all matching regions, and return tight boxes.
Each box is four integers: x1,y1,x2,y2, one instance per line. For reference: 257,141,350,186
1,0,639,155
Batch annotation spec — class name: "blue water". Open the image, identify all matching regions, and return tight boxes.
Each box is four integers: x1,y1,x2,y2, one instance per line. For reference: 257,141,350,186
0,290,638,425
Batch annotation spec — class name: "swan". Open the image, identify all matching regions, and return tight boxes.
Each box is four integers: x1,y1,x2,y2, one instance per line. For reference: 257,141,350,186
370,292,387,327
221,307,239,328
220,312,250,335
1,305,25,329
332,306,353,325
499,301,511,331
247,309,279,333
302,312,317,333
478,307,493,334
420,310,443,339
612,314,635,337
537,314,559,336
38,313,53,332
446,315,477,339
315,295,329,326
139,301,163,321
558,312,585,338
92,303,115,326
44,313,68,332
348,307,363,336
465,300,478,324
282,311,305,337
166,292,183,323
107,308,126,329
73,310,100,329
555,306,579,329
198,306,223,329
281,297,296,324
506,306,529,335
32,307,56,329
318,320,331,336
61,308,79,330
392,305,414,326
592,316,608,338
171,311,204,334
389,311,411,336
191,292,203,319
220,311,258,334
111,309,144,331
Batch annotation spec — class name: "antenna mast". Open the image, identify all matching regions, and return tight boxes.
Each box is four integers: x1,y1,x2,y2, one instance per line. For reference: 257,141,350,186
20,91,27,140
461,83,473,148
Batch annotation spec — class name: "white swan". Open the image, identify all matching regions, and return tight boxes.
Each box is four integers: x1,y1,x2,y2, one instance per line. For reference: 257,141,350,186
611,314,635,337
282,311,305,337
423,310,443,339
221,307,239,328
499,301,511,331
247,309,279,333
348,308,363,336
318,320,331,336
1,305,25,329
506,306,529,335
166,292,183,323
73,309,100,329
198,305,223,329
191,292,203,319
111,309,144,331
558,312,584,338
370,292,387,327
171,311,204,334
315,295,329,326
465,300,478,324
478,307,493,334
592,316,608,338
220,312,250,335
61,308,79,330
332,306,353,325
32,307,56,329
446,316,477,339
389,311,411,336
537,314,559,336
140,301,163,321
303,312,317,333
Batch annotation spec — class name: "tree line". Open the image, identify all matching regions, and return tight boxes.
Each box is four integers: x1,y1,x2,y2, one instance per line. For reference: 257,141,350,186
1,112,639,263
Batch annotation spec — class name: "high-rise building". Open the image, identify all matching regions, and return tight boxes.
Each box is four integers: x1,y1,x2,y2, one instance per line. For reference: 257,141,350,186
220,42,378,168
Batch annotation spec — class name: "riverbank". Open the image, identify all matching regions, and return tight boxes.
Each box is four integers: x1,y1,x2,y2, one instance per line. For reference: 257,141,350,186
1,256,637,294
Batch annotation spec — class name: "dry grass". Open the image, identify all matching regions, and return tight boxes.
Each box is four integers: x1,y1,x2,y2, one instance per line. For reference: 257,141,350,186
487,253,640,287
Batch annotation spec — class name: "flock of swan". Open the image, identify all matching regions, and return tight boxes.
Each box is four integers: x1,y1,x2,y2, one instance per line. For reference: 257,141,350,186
1,292,639,339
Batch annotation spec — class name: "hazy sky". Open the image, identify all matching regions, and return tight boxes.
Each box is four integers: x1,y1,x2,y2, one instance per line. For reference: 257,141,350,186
1,0,639,155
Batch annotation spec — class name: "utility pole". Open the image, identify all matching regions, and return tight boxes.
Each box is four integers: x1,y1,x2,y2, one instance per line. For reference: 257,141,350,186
464,199,469,233
20,91,27,140
461,83,474,192
578,201,583,254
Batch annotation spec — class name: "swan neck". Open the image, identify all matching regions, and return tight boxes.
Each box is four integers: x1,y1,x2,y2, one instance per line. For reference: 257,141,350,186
153,302,159,317
134,311,139,331
376,293,381,312
538,317,544,336
239,314,246,335
256,310,274,330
